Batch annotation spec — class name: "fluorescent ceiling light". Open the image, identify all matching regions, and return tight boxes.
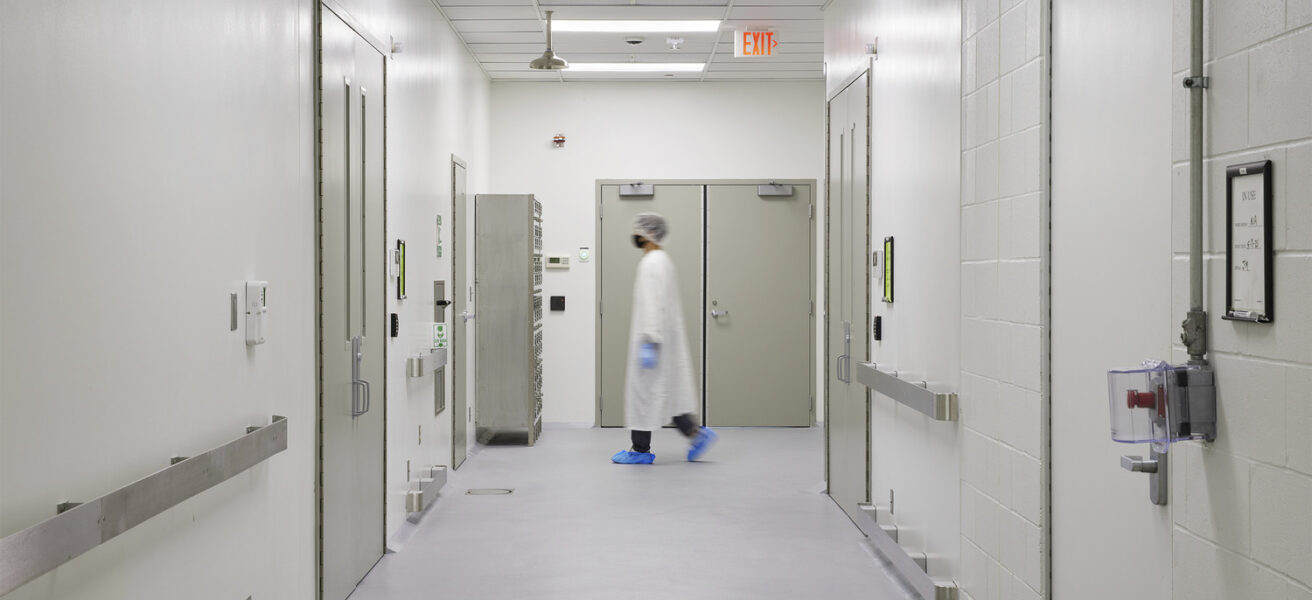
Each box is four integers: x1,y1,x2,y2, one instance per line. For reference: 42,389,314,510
551,20,721,33
565,62,706,72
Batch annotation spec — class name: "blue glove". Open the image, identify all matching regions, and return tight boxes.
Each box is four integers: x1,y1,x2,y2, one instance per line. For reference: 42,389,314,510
640,343,659,369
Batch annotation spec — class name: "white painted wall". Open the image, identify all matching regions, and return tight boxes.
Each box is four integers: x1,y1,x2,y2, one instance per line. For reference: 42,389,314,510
0,1,317,598
958,0,1049,597
487,81,826,425
0,0,489,597
1050,1,1174,598
1166,1,1312,597
824,0,965,586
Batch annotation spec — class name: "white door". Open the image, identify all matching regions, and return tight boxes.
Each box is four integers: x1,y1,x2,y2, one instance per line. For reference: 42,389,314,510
826,72,872,524
704,184,814,426
318,6,386,599
597,184,704,428
1051,0,1174,597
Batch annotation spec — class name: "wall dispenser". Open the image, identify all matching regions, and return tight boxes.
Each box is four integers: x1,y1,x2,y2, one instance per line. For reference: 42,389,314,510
1107,360,1216,505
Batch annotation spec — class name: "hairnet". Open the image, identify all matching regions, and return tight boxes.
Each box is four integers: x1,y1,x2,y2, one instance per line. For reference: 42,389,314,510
633,212,669,243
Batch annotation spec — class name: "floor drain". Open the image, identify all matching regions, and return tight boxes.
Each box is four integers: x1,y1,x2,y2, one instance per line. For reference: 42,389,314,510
466,488,514,495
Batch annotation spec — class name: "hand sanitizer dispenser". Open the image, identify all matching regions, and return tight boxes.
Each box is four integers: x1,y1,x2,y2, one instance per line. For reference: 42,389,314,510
1107,360,1216,505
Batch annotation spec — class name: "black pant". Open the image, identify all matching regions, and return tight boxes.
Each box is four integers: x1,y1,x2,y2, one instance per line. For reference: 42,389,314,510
631,414,699,453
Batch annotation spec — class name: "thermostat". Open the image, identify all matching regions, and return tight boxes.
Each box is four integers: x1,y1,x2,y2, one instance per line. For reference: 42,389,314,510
546,255,570,270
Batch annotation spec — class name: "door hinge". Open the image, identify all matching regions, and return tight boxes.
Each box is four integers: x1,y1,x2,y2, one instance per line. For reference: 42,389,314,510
809,204,815,220
810,301,815,316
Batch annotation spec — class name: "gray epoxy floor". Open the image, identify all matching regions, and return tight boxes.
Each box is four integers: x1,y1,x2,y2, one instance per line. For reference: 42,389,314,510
350,425,916,600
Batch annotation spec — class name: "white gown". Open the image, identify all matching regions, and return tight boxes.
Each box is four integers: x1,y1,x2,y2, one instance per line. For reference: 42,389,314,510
624,249,698,430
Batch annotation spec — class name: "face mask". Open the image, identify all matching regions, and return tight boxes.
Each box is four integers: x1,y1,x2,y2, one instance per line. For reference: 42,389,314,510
632,234,648,249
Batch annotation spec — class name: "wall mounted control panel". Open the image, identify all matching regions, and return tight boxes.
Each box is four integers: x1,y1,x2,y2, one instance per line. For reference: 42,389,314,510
546,255,570,270
245,281,268,346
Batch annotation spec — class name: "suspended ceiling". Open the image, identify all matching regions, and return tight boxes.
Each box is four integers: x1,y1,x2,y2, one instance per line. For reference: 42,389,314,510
432,0,826,81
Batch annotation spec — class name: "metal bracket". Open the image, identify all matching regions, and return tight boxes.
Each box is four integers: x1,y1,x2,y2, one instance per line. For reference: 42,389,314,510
1181,309,1208,361
1182,76,1209,89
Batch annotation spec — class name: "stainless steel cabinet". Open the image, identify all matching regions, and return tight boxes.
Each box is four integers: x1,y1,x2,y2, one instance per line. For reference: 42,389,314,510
474,194,544,445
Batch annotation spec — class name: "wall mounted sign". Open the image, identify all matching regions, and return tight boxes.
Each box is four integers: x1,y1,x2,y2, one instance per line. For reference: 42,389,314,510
734,30,779,57
1224,160,1273,323
397,239,408,300
882,236,894,303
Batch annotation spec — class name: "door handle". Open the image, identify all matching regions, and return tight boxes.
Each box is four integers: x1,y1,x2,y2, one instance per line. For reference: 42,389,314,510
1120,455,1159,473
350,335,370,416
459,311,475,322
711,309,729,318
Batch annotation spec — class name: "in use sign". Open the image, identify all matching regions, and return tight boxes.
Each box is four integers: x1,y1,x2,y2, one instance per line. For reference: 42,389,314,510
734,30,779,57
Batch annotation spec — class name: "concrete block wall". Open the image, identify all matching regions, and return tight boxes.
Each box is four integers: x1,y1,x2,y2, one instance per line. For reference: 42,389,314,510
1169,0,1312,597
960,0,1049,597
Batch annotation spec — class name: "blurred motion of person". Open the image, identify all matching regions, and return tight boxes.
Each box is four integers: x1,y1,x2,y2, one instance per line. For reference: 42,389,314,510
612,212,718,465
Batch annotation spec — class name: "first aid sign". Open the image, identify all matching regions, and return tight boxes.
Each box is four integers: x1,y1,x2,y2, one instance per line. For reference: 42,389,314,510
734,30,779,57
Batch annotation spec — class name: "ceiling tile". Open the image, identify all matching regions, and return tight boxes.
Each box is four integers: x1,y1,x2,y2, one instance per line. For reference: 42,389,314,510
460,31,547,44
438,0,533,6
720,19,824,33
731,0,826,5
711,52,822,63
538,5,727,19
452,19,543,32
705,61,822,71
716,41,822,53
442,5,541,20
703,70,824,79
725,6,822,19
489,71,566,79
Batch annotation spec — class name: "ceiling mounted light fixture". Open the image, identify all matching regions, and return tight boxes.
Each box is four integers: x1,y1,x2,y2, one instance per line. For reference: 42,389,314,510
551,20,722,33
565,62,705,72
529,11,568,70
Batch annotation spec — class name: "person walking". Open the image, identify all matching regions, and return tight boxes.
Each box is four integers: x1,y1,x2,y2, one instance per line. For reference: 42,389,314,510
612,212,718,465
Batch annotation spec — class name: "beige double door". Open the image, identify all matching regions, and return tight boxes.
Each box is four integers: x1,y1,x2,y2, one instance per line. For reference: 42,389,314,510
598,182,813,428
318,6,386,600
825,71,872,524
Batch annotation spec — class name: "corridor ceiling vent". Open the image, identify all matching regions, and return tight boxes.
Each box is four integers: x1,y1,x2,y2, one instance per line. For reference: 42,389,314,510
528,11,569,70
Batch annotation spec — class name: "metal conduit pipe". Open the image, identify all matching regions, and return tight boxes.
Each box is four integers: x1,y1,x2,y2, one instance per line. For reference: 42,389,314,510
1182,0,1209,364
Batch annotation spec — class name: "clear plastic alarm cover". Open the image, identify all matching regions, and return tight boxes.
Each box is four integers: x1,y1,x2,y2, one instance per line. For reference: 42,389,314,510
1107,360,1189,448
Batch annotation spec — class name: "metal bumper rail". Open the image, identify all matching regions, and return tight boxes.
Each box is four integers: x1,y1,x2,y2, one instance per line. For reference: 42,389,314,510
855,362,958,421
858,504,958,600
407,348,448,378
0,415,289,596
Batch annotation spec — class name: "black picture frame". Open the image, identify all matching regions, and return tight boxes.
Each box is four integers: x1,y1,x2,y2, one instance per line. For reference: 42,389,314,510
1223,160,1273,323
882,236,894,303
397,239,407,300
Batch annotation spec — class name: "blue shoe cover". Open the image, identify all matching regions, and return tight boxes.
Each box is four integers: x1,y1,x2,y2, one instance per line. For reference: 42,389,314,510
687,427,719,461
612,450,655,464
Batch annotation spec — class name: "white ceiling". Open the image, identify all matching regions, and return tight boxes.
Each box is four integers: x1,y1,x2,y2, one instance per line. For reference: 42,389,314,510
433,0,826,81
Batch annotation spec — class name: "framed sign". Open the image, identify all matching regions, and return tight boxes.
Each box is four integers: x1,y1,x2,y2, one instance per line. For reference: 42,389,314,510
397,239,407,300
882,236,894,303
1223,160,1273,323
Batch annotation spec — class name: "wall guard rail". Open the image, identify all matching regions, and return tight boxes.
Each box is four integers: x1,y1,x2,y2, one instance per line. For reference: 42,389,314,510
857,503,958,600
0,415,288,596
855,362,958,421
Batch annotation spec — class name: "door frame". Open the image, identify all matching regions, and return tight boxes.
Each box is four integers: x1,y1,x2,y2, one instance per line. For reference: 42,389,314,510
314,1,391,598
823,64,873,521
450,154,468,470
593,179,818,427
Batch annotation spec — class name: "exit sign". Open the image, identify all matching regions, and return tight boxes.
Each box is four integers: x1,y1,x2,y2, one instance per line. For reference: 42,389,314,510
734,30,779,57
